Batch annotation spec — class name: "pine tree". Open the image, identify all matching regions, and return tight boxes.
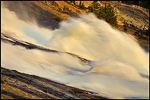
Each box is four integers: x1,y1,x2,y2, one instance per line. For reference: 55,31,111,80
123,20,129,32
88,2,118,27
63,6,66,12
73,1,76,6
79,1,82,7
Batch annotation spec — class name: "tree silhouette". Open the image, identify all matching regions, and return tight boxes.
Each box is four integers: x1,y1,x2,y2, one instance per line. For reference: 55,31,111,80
123,20,129,32
88,2,118,27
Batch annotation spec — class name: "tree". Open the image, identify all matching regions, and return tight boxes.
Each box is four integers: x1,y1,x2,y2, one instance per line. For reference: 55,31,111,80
70,1,73,3
88,1,101,15
79,1,82,7
63,6,66,12
91,1,100,9
123,20,129,32
73,1,76,5
104,3,118,27
78,1,86,9
121,1,149,9
88,2,118,27
90,2,118,27
143,27,149,36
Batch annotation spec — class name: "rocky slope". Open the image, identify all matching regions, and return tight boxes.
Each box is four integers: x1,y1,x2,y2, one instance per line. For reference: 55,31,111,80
2,1,149,46
1,67,108,99
2,1,149,29
1,1,85,29
109,1,149,30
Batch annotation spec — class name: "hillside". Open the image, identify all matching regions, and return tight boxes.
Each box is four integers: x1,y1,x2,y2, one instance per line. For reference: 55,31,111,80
1,67,108,99
2,1,149,47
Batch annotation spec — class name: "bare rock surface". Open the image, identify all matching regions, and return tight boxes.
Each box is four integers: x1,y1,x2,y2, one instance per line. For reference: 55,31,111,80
1,67,108,99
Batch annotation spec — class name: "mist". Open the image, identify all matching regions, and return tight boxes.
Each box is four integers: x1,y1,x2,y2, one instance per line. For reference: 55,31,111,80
1,2,53,46
46,13,149,76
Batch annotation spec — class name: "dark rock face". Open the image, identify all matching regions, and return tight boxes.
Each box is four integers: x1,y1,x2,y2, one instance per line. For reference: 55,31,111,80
1,33,91,65
2,1,60,29
1,67,108,99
